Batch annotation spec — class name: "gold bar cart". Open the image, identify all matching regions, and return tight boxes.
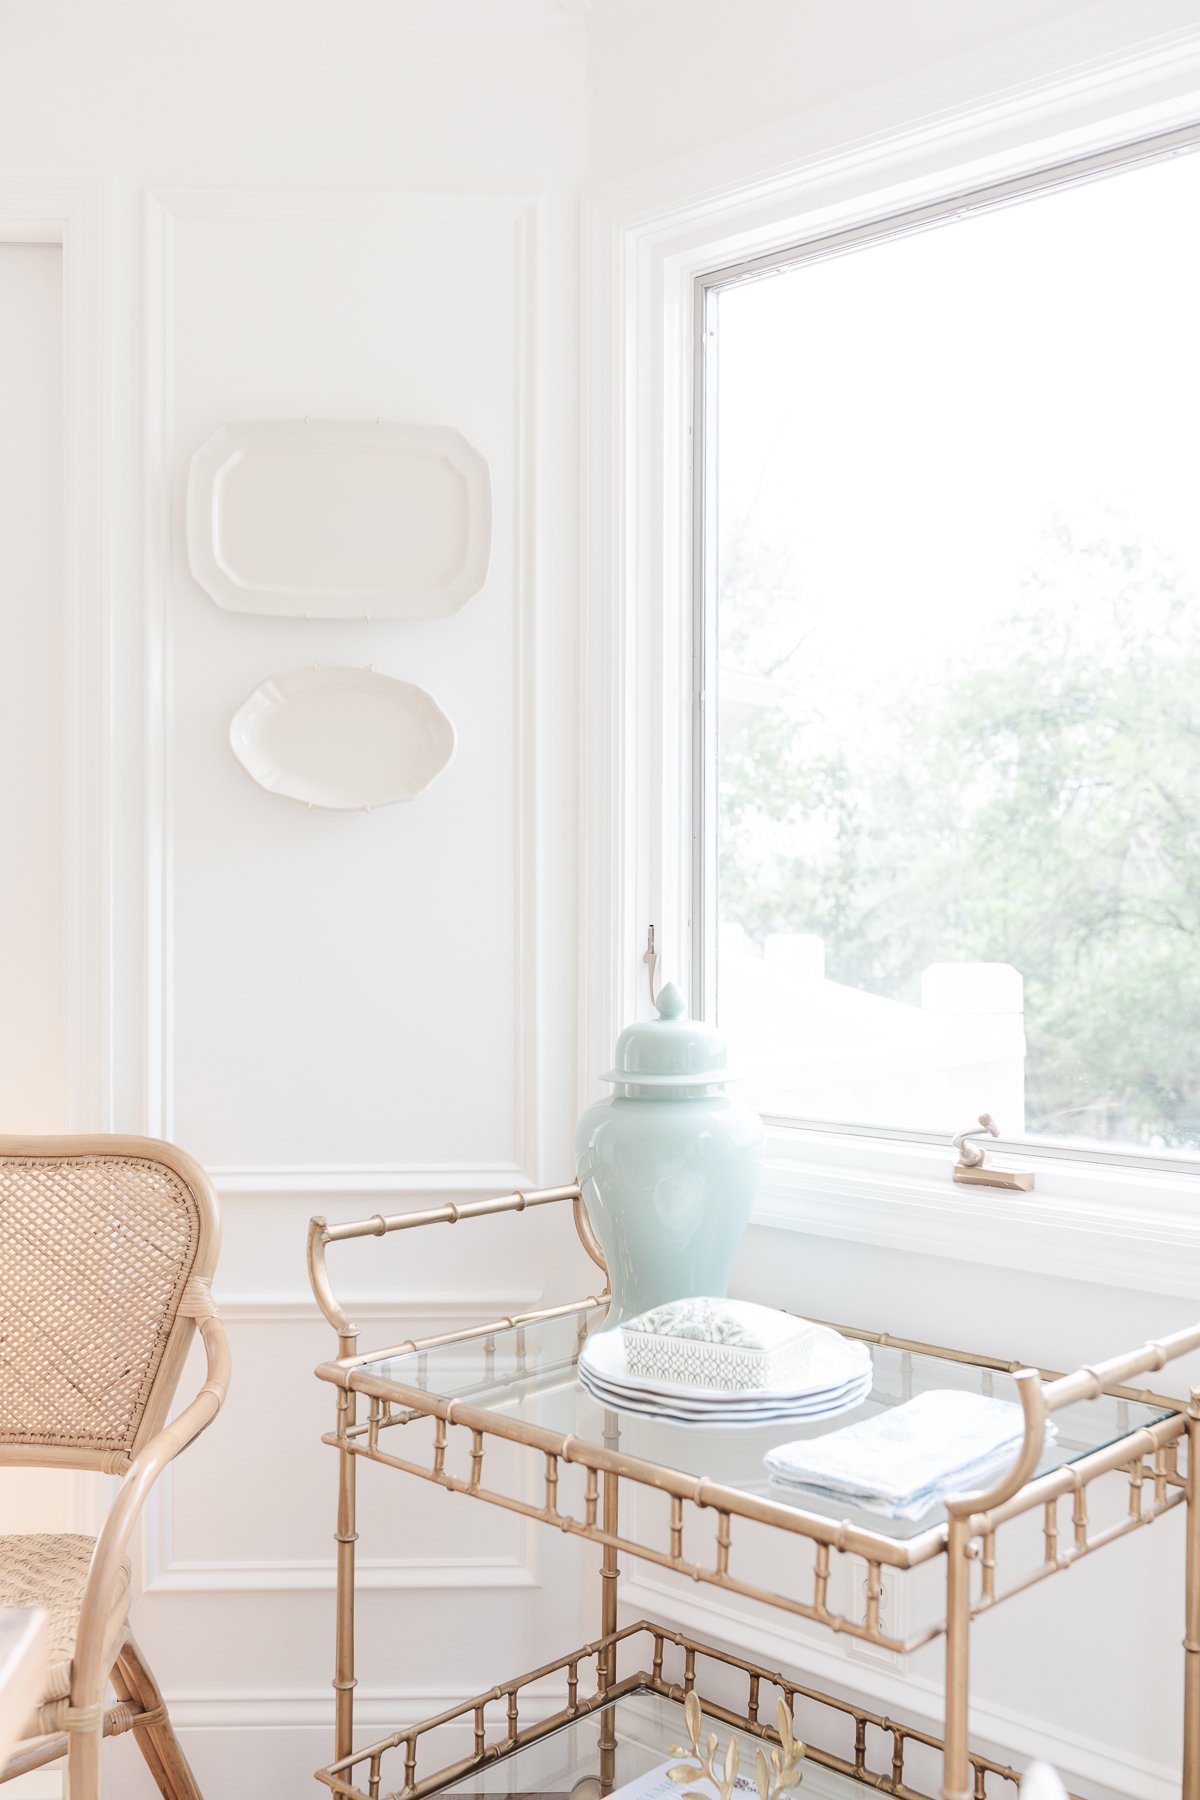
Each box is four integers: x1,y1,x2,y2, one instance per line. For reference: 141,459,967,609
308,1183,1200,1800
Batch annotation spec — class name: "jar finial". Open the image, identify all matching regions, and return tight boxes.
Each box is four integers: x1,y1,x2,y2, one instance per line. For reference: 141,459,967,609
655,981,686,1020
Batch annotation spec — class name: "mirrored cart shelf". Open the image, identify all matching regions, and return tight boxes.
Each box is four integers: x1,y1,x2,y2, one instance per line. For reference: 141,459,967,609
315,1623,1032,1800
307,1183,1200,1800
352,1301,1176,1544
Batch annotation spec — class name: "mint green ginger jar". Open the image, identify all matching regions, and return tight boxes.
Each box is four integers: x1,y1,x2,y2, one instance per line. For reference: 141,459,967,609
575,982,765,1326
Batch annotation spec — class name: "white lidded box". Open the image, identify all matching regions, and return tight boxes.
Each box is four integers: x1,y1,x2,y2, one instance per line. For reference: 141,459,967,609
621,1297,818,1392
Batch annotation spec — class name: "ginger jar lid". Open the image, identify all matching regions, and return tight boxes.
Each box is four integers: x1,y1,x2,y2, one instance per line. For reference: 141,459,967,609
601,983,736,1090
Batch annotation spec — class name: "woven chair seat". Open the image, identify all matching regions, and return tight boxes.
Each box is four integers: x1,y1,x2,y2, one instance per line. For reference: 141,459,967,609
1,1135,228,1798
0,1533,131,1738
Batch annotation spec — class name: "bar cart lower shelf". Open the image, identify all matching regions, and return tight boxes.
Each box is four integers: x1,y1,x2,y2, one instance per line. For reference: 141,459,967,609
307,1181,1200,1800
315,1620,1033,1800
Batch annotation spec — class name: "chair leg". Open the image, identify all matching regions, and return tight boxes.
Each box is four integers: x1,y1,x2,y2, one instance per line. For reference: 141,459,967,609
66,1724,102,1800
110,1644,176,1799
113,1633,204,1800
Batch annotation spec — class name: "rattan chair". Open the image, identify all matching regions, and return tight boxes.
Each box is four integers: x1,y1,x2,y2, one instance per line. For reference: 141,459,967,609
0,1134,231,1799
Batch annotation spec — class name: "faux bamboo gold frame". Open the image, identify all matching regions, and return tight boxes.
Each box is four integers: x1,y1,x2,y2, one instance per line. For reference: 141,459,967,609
315,1620,1044,1800
308,1182,1200,1800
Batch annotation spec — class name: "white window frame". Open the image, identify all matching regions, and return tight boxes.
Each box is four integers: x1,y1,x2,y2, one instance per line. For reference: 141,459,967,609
579,11,1200,1294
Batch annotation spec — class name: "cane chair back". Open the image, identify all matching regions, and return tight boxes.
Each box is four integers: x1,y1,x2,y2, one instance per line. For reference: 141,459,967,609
0,1136,221,1473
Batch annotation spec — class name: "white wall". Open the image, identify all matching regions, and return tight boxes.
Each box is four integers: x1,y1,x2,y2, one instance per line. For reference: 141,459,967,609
585,0,1196,179
0,3,591,1793
2,2,1197,1796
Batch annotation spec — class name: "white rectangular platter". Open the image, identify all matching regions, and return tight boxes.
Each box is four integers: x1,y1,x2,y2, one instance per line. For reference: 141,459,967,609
187,419,492,618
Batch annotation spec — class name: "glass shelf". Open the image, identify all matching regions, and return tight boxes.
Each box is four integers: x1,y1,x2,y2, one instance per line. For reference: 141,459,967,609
437,1688,927,1800
360,1303,1178,1541
313,1186,1199,1800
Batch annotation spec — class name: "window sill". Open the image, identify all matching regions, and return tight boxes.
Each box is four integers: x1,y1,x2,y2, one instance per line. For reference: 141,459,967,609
752,1126,1200,1296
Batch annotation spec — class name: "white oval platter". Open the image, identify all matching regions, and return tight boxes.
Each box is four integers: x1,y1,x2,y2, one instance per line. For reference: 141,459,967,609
188,420,492,618
229,666,455,810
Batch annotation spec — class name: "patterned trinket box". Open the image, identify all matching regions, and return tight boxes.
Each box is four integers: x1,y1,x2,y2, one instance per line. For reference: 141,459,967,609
620,1297,816,1392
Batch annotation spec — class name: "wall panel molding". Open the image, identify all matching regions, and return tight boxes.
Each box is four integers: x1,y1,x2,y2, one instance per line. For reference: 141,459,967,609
149,1555,539,1595
144,1291,542,1595
169,1683,569,1731
211,1164,538,1201
0,179,111,1561
130,175,575,1797
212,1293,541,1323
141,188,541,1178
0,179,111,1133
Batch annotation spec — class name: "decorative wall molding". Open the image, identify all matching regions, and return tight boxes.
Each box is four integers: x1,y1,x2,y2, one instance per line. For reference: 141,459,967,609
143,1291,542,1596
149,1555,539,1595
210,1164,538,1201
142,188,541,1178
620,1577,1177,1800
169,1682,569,1732
211,1293,541,1324
0,180,112,1565
0,179,112,1133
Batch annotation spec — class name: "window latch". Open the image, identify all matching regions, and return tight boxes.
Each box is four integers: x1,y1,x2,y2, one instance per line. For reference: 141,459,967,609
952,1114,1035,1192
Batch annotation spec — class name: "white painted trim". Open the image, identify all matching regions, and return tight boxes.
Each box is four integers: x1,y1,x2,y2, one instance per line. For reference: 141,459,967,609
578,6,1200,1240
0,180,112,1133
168,1683,569,1732
512,194,543,1179
578,190,632,1119
209,1164,538,1200
0,181,111,1555
141,189,172,1139
142,1290,543,1595
142,189,542,1177
620,1576,1177,1800
148,1556,539,1594
211,1292,541,1323
754,1132,1200,1298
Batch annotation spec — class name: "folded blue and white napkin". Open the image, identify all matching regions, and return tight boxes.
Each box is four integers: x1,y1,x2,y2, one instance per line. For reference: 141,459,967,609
764,1389,1055,1521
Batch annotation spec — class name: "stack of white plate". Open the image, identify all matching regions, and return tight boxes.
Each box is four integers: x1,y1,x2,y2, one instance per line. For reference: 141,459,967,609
578,1322,872,1428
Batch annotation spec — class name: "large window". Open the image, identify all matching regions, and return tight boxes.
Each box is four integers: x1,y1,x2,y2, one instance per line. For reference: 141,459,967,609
697,138,1200,1159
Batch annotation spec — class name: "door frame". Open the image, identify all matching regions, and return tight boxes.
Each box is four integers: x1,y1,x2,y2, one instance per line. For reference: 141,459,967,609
0,182,111,1136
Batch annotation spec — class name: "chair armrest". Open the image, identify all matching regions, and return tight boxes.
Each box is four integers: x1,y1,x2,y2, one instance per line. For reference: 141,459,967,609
71,1313,231,1708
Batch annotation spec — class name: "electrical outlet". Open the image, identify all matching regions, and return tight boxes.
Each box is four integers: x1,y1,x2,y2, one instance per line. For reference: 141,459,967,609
842,1554,908,1673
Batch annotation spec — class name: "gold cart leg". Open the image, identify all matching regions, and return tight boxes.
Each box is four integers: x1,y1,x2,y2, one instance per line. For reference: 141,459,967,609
1184,1393,1200,1800
942,1515,973,1800
334,1365,359,1764
598,1414,620,1793
600,1469,620,1644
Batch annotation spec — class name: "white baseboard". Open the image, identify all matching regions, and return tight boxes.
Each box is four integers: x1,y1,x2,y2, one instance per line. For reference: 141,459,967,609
4,1694,571,1800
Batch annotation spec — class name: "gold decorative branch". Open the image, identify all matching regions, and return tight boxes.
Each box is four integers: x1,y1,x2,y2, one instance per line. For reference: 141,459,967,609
668,1691,806,1800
